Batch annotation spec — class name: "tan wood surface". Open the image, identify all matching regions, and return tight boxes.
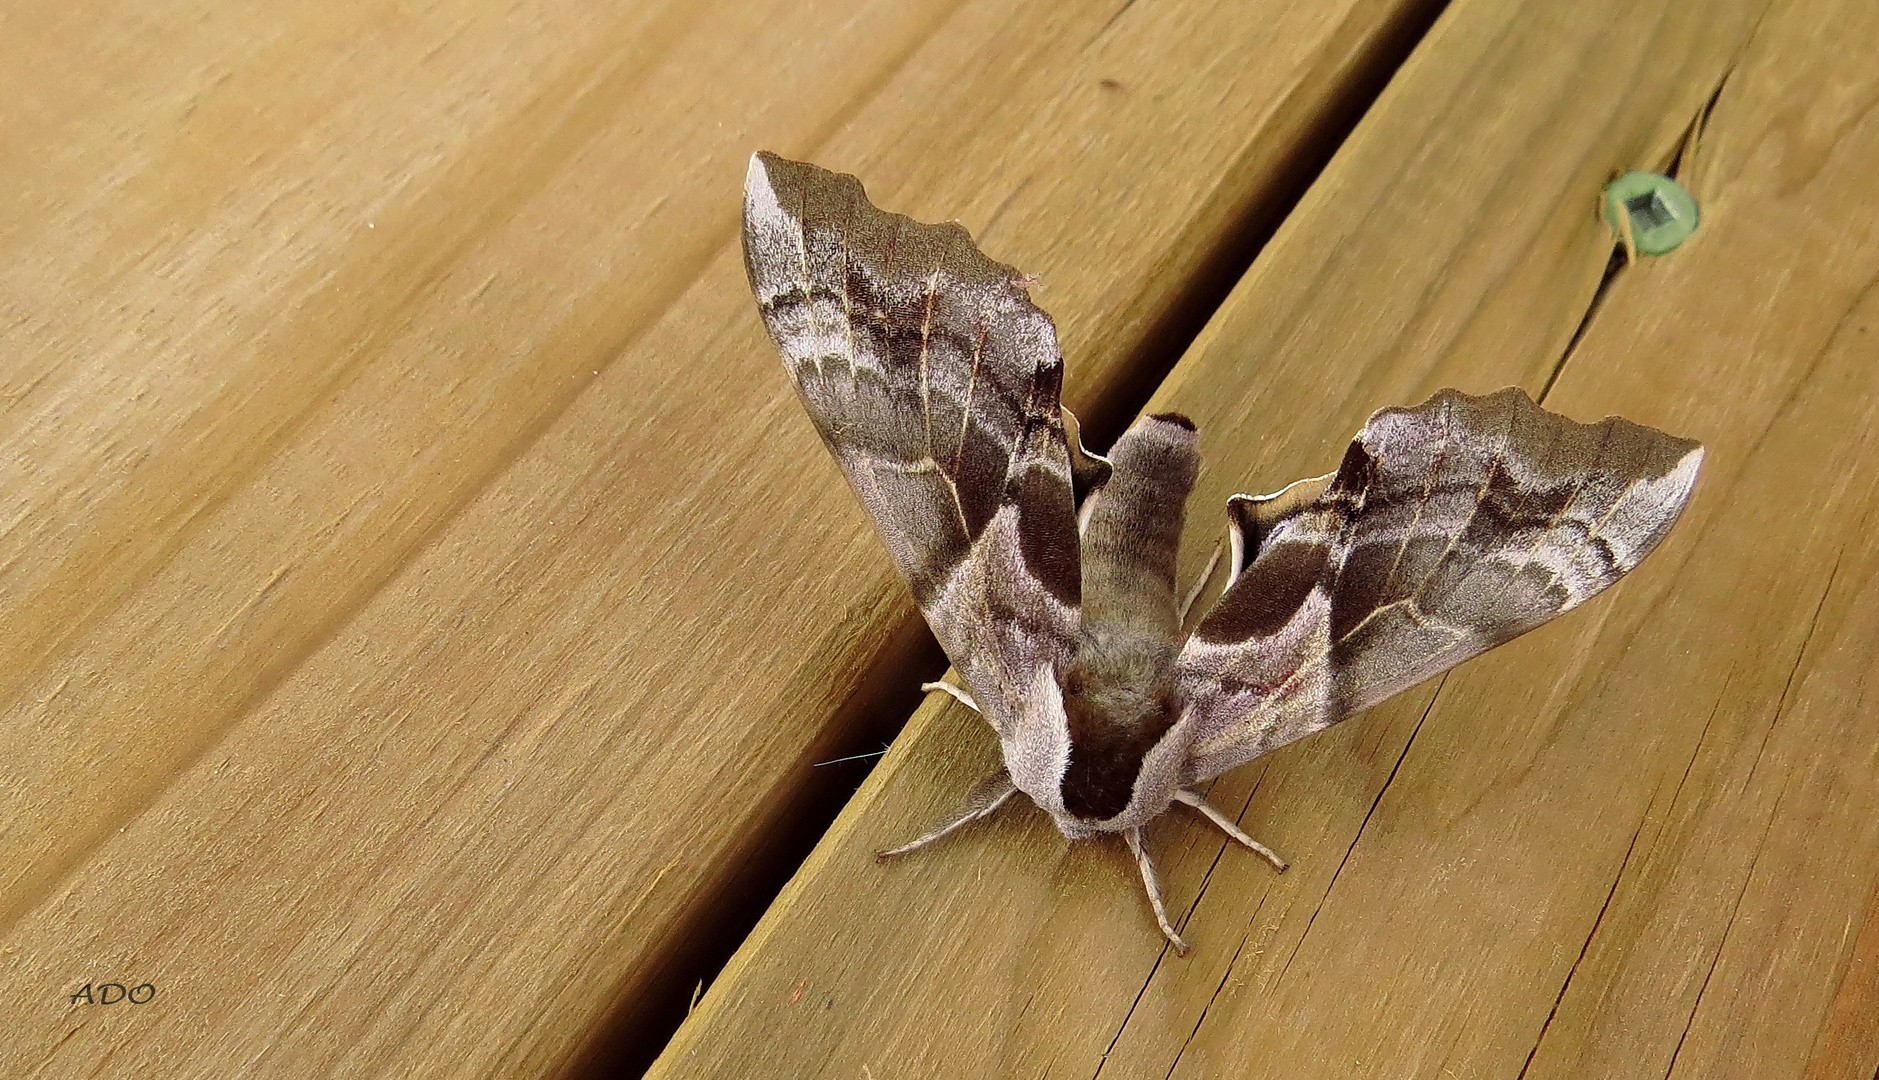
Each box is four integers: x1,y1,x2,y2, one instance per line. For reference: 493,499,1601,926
0,0,1457,1076
650,0,1879,1076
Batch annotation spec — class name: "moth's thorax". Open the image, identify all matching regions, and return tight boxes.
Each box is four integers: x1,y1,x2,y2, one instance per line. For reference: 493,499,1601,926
1037,627,1187,836
996,651,1190,839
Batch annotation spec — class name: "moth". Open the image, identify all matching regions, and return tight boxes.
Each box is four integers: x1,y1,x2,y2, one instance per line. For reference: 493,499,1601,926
741,152,1703,952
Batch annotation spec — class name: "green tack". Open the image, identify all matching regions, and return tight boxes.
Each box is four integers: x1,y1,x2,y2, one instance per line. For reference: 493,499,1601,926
1604,171,1699,256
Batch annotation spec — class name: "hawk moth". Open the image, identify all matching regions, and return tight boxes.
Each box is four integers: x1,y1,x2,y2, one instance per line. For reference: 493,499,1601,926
741,152,1703,952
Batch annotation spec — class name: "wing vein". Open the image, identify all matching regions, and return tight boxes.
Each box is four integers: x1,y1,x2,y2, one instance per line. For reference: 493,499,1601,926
838,215,857,382
1376,395,1454,598
792,180,822,378
919,263,940,461
1401,394,1519,609
956,317,987,482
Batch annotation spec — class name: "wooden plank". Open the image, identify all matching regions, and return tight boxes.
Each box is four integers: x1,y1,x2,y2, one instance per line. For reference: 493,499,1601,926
647,0,1879,1076
0,0,1450,1075
1520,3,1879,1075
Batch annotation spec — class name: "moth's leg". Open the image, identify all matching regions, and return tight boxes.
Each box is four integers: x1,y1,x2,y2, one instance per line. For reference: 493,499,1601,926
920,680,980,713
1174,789,1288,871
1177,542,1225,627
875,768,1014,861
1124,827,1189,955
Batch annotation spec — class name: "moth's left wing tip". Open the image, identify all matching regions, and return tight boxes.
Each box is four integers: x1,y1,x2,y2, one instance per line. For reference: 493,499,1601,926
742,150,792,227
741,153,869,313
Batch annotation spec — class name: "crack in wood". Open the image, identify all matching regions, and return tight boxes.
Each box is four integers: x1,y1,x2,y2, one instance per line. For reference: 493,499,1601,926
1513,813,1652,1080
1273,675,1447,986
1542,58,1743,405
1661,779,1788,1080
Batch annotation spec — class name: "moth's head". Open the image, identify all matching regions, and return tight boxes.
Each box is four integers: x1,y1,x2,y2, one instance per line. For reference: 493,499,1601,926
1047,711,1194,839
1000,661,1196,841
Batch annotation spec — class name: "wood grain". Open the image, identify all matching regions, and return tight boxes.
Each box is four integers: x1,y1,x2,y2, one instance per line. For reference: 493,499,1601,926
650,0,1879,1076
0,0,1451,1075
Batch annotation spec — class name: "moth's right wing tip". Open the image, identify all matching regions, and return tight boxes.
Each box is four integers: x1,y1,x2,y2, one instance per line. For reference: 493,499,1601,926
1670,440,1706,488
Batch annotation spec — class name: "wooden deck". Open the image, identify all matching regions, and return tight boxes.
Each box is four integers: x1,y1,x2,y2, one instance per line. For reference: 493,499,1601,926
4,0,1875,1076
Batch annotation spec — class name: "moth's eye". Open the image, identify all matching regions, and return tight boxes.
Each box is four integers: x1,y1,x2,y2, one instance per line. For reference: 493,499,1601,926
1060,669,1086,698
